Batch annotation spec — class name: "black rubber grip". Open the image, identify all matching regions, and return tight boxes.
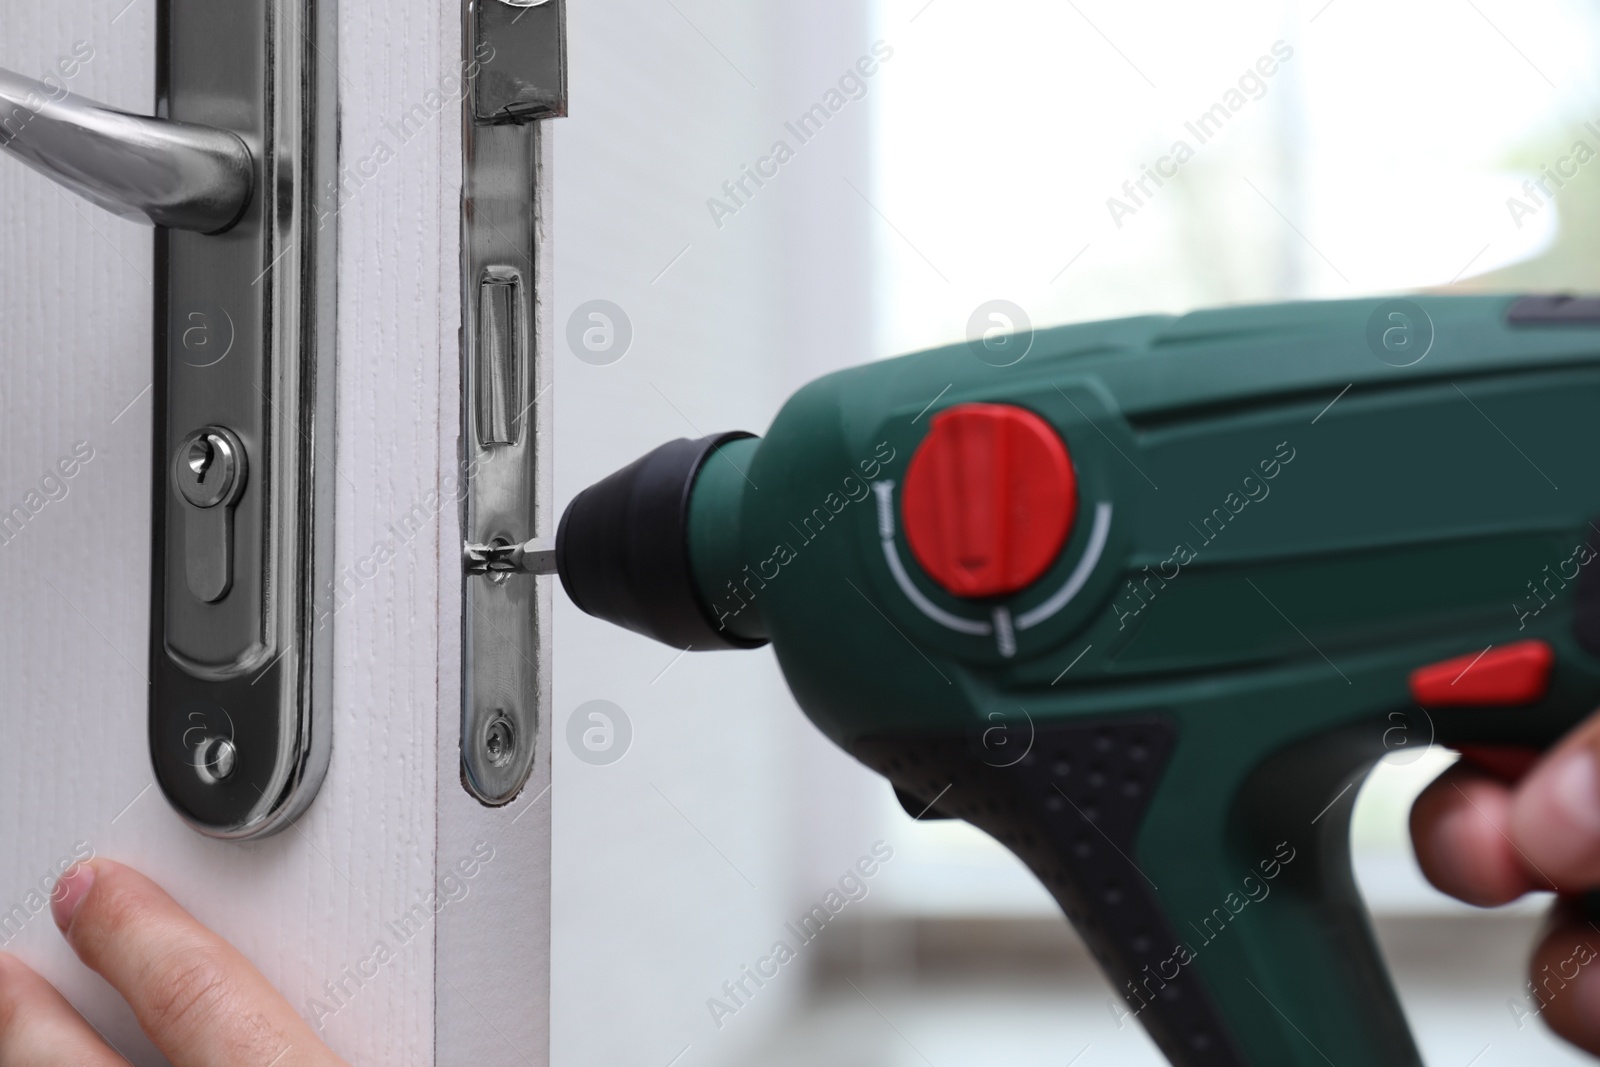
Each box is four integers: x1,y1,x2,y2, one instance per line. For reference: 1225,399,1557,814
856,719,1249,1067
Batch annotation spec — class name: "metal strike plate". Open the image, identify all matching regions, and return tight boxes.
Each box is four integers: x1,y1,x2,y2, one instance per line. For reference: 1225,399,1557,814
459,0,565,804
150,0,337,837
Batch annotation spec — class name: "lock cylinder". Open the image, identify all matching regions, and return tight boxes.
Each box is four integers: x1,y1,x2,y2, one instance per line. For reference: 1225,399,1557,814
172,425,247,603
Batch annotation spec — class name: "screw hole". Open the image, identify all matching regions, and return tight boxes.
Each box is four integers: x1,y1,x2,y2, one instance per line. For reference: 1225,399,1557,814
484,715,515,767
486,537,512,585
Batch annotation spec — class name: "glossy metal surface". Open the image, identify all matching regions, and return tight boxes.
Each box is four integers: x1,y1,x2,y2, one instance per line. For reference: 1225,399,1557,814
477,265,524,446
150,0,337,838
0,66,252,233
460,126,544,805
172,426,247,603
473,0,567,123
459,0,565,804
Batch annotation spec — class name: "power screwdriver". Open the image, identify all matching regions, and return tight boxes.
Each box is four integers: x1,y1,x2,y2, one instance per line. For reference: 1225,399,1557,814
552,292,1600,1067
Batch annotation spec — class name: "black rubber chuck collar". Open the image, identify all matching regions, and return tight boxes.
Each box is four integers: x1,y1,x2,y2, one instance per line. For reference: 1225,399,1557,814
556,432,766,651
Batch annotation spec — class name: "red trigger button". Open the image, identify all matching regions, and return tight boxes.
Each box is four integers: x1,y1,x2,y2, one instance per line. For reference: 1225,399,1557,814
1408,640,1554,707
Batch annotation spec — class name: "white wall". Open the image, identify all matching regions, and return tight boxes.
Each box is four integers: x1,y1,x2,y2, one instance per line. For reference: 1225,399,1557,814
549,1,892,1063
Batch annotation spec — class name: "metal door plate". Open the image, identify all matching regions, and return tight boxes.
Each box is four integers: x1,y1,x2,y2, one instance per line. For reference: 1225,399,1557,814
149,0,337,837
459,0,565,804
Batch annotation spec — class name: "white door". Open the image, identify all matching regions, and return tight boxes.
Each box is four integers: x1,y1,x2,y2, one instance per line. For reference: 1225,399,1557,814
0,2,549,1064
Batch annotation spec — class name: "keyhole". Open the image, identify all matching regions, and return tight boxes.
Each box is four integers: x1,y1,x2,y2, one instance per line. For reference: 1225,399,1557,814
188,436,215,484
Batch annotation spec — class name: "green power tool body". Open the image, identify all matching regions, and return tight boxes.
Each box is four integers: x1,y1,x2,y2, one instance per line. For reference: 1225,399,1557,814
555,292,1600,1066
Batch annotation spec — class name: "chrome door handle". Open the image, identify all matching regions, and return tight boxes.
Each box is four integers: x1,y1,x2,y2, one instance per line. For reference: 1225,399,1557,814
0,67,252,234
0,2,337,840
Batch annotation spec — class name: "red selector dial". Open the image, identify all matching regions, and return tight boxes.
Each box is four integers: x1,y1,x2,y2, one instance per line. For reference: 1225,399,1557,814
900,403,1077,599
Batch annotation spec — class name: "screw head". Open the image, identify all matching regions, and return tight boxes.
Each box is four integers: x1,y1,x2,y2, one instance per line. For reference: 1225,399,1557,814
195,736,237,783
484,715,516,768
485,537,513,586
